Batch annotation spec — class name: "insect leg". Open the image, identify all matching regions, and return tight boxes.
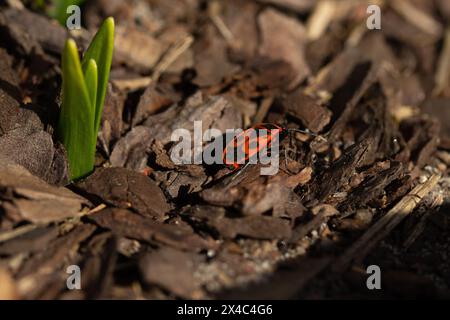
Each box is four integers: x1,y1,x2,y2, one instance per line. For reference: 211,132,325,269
230,162,251,182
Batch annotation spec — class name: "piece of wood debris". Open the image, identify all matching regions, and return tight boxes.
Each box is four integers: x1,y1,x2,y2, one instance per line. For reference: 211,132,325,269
0,224,37,243
6,0,24,9
256,0,316,14
209,1,235,45
252,96,274,125
306,0,337,41
346,23,368,48
112,77,152,92
403,191,444,249
152,35,194,82
290,204,339,243
0,268,18,299
333,174,441,272
391,0,443,38
86,204,107,215
433,28,450,96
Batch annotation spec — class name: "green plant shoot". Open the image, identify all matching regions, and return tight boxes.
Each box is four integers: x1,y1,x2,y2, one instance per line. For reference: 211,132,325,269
57,17,114,181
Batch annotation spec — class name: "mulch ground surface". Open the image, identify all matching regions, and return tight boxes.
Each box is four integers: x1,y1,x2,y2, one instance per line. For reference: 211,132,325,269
1,0,450,299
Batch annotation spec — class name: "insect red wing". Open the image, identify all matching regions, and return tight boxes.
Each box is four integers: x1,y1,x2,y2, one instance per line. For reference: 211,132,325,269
256,129,276,156
235,129,259,162
223,130,248,169
244,134,262,160
222,138,236,168
271,128,282,144
233,134,246,163
222,124,283,171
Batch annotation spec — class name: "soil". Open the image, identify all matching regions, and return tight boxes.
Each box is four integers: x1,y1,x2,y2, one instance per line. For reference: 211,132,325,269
0,0,450,299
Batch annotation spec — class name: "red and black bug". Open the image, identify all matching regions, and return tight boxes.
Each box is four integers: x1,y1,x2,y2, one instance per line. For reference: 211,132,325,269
222,123,319,180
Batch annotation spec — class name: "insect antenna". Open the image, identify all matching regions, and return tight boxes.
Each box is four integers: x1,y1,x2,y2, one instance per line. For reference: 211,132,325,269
287,128,317,136
286,128,327,141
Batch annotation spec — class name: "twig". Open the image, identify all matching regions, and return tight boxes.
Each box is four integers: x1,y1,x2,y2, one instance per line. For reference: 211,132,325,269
86,203,107,215
391,0,443,38
152,35,194,82
306,0,337,41
346,23,367,47
433,29,450,96
290,205,339,243
209,1,235,45
332,174,441,272
0,224,37,243
402,191,443,249
252,96,274,125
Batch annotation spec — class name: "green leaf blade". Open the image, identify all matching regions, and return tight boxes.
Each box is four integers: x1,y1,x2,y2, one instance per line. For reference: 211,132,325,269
84,58,98,112
57,39,96,181
81,17,115,135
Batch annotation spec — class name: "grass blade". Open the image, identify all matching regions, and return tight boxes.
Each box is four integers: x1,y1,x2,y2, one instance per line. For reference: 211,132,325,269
81,17,115,134
57,39,96,181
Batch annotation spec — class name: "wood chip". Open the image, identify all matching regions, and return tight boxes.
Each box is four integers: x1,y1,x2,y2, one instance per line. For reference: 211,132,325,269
333,174,441,272
139,247,204,299
78,167,170,221
391,0,443,38
0,268,18,299
0,163,86,224
258,8,310,89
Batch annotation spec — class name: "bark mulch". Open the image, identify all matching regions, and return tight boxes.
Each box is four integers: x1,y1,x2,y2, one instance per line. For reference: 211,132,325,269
1,0,450,299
